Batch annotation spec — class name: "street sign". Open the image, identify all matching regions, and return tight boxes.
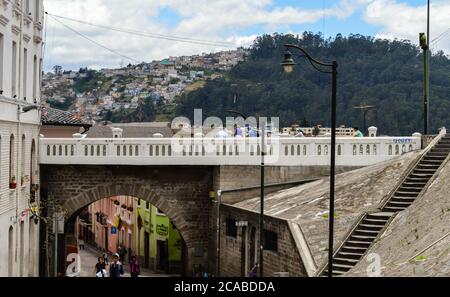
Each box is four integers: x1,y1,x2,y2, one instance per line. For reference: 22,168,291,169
111,227,117,234
53,211,65,234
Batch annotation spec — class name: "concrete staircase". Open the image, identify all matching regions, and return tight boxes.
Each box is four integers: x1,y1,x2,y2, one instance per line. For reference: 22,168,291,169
320,133,450,276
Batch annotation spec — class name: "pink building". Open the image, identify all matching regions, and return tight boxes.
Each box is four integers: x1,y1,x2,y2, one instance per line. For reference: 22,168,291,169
88,196,135,257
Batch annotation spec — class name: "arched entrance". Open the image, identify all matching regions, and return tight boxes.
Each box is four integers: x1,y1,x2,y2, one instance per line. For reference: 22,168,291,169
40,165,213,277
66,196,187,276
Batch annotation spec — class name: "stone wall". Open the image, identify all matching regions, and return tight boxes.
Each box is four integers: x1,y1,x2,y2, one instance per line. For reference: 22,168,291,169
40,165,214,276
213,165,358,204
218,204,307,277
348,155,450,276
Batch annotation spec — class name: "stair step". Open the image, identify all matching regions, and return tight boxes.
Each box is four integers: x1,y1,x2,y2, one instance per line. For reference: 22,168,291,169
395,191,419,197
398,187,422,193
358,224,384,231
341,246,367,254
420,159,444,165
431,145,450,149
386,200,412,207
409,173,433,178
413,169,438,173
337,251,365,259
391,196,415,203
382,206,406,212
426,153,449,158
350,235,376,242
332,263,354,270
353,229,379,236
430,148,450,153
416,164,440,170
403,182,427,187
333,258,359,266
322,270,344,276
366,213,392,219
346,240,372,247
365,215,390,221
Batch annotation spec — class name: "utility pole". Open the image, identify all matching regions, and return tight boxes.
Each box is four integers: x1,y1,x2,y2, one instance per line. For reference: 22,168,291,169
353,103,376,135
259,120,265,277
54,209,59,276
420,0,431,135
426,0,430,135
216,190,222,277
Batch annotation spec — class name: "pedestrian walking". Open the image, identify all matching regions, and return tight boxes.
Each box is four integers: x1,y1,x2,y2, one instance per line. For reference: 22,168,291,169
109,253,124,278
94,257,107,277
129,256,140,278
103,252,109,265
78,238,85,250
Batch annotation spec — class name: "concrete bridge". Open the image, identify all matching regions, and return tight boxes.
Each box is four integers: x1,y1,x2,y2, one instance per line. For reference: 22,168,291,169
40,136,421,166
38,135,421,276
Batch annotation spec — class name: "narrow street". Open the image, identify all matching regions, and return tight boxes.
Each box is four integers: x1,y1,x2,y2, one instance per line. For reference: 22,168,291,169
78,245,177,277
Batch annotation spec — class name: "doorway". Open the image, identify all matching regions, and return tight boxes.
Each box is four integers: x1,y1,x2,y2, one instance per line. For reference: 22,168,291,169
157,240,169,273
104,226,108,252
249,227,256,272
144,232,150,268
240,226,247,276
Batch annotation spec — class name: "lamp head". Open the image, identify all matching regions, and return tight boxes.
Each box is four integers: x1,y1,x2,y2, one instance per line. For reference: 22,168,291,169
281,50,296,74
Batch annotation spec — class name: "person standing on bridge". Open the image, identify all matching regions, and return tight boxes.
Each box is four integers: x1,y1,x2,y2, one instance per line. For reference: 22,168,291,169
313,124,321,137
353,127,364,137
234,124,243,137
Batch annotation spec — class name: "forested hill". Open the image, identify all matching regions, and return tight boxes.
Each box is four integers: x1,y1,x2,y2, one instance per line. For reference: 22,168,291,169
175,33,450,136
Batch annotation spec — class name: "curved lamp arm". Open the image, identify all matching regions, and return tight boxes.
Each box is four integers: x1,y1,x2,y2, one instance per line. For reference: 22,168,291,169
284,44,333,68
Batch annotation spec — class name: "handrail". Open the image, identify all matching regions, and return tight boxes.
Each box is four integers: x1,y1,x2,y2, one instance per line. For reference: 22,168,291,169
378,128,447,210
39,136,422,167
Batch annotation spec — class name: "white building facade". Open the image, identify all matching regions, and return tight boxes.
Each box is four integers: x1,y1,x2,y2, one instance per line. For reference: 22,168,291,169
0,0,43,277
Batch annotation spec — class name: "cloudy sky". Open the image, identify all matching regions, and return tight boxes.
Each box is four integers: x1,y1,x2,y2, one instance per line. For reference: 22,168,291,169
43,0,450,71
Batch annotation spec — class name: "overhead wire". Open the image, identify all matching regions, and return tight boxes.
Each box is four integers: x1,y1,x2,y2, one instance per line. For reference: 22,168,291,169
45,12,236,48
47,14,141,63
431,28,450,45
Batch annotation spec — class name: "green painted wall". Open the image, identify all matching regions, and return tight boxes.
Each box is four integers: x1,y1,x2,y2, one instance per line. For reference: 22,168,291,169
133,199,182,266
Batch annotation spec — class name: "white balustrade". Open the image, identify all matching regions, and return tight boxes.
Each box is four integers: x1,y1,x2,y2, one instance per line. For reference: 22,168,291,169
39,136,421,167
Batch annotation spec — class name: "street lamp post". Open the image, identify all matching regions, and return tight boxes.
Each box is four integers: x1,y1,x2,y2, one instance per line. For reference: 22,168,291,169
227,109,265,277
419,0,431,136
281,45,338,277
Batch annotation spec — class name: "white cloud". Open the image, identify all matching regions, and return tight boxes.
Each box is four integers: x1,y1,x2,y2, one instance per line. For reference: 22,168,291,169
44,0,448,71
43,0,367,70
363,0,450,53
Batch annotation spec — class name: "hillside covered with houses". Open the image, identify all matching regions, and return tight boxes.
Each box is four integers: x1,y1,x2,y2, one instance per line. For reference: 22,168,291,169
42,48,248,122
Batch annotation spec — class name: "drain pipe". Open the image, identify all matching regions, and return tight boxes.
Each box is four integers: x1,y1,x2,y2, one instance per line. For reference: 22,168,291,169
216,190,222,277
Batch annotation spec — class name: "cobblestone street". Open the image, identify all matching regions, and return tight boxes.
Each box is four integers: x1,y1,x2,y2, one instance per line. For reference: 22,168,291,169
78,245,177,277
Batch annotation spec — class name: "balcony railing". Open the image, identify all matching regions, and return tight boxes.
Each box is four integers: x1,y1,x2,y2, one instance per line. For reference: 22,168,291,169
39,135,422,167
